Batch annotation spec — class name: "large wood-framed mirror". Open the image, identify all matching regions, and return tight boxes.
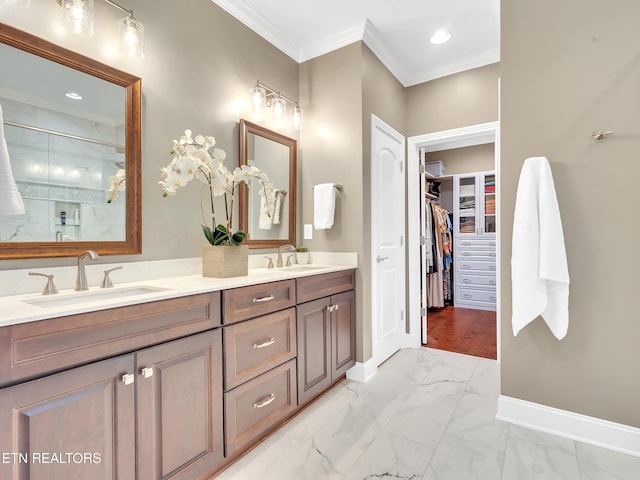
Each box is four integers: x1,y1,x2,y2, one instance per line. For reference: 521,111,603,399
239,119,296,249
0,24,141,259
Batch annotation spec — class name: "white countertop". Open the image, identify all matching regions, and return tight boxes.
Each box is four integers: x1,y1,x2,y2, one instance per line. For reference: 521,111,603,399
0,264,356,328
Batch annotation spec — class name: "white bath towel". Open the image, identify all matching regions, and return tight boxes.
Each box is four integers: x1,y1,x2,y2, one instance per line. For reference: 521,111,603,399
313,183,335,229
0,104,25,216
511,156,570,339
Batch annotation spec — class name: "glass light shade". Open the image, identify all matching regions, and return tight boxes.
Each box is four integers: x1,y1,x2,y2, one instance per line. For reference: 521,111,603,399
271,96,287,122
120,17,145,59
62,0,94,37
250,85,266,114
291,105,303,130
5,0,30,8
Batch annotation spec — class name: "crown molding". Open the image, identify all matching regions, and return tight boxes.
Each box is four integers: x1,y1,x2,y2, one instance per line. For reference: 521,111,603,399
211,0,301,61
299,22,365,63
403,47,501,86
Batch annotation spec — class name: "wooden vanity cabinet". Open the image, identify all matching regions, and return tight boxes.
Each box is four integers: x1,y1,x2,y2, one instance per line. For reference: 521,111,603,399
222,282,298,457
0,354,136,479
0,293,223,480
296,271,356,405
136,329,224,480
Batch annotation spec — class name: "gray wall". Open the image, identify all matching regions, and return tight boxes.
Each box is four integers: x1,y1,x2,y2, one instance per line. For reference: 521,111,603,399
426,144,495,175
501,0,640,427
406,63,499,136
299,42,406,363
0,0,299,270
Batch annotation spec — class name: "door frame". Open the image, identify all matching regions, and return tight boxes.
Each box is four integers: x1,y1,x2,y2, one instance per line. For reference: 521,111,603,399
406,121,501,361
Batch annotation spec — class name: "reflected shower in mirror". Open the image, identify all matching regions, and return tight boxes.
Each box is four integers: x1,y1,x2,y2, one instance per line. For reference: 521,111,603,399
239,119,296,249
0,24,141,259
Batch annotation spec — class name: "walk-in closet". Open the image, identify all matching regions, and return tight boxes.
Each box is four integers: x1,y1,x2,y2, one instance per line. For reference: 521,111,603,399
420,143,497,359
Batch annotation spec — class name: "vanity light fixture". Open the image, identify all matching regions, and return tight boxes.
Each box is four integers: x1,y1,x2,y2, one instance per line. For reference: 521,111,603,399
57,0,145,58
249,81,303,130
430,30,452,45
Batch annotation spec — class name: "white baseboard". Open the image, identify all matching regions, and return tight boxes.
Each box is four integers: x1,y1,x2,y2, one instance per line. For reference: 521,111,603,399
346,358,378,383
497,395,640,457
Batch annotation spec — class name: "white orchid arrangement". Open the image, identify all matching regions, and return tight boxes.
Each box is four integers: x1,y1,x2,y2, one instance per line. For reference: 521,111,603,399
106,169,126,203
159,129,274,246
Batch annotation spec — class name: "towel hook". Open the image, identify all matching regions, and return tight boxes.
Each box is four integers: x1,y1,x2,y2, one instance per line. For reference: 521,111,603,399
591,130,614,142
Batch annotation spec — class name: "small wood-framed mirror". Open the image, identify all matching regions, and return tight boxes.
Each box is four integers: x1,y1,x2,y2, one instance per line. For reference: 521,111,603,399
239,119,296,249
0,24,141,259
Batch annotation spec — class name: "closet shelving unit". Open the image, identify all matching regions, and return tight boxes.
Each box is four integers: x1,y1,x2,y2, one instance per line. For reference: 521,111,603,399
453,171,497,311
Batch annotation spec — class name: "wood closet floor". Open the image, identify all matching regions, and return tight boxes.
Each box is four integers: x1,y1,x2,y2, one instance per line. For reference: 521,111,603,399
425,306,497,360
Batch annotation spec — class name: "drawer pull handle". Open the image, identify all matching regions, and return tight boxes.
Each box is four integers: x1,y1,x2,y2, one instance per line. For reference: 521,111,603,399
463,294,472,299
462,278,470,283
490,296,496,301
489,280,496,286
489,265,496,271
462,252,471,256
462,264,471,269
122,373,135,386
141,367,153,378
253,338,276,349
490,242,496,246
462,242,470,245
252,294,275,303
489,252,496,257
253,393,276,409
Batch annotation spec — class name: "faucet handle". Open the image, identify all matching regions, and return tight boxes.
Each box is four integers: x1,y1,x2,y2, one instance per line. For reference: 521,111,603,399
264,256,274,269
101,266,123,288
286,254,294,267
29,272,58,295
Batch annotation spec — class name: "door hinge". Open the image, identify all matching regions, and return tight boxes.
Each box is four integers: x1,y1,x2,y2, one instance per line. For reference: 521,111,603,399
400,236,404,247
419,235,426,245
419,164,425,174
400,310,404,321
420,307,427,316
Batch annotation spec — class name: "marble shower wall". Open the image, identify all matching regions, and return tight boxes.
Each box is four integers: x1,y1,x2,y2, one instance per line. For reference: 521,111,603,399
0,97,125,242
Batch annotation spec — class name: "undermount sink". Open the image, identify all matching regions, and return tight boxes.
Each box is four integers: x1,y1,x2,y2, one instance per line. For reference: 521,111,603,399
284,265,327,271
24,286,170,308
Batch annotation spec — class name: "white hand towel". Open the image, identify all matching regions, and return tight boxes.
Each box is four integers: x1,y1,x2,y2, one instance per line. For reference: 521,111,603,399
273,191,282,224
511,156,570,339
258,190,274,230
0,104,25,216
314,183,335,229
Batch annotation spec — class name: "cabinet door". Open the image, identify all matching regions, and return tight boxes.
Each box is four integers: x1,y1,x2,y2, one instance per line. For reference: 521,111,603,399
296,297,331,405
331,290,355,380
480,172,496,236
456,174,477,235
0,354,135,480
136,330,224,480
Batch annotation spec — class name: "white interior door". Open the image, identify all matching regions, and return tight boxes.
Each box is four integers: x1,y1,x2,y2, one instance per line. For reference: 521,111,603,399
371,115,407,366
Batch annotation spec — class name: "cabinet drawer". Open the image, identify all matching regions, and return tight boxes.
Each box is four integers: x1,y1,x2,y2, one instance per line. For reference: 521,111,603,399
223,280,296,325
224,359,297,456
457,249,497,259
458,288,497,304
457,238,497,249
296,269,356,304
0,292,221,387
223,308,297,390
459,274,497,288
458,260,496,273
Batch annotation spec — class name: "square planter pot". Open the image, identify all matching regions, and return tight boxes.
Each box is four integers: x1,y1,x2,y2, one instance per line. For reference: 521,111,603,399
202,244,249,278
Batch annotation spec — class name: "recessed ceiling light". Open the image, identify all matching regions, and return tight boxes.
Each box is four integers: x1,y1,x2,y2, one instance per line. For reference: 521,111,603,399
430,30,451,45
65,92,83,100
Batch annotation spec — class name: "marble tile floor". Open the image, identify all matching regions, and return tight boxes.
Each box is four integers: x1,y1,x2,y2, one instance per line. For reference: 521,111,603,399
213,347,640,480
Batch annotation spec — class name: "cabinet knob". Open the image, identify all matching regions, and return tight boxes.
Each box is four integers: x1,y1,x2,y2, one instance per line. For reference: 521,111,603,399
141,367,153,378
253,338,276,349
122,373,135,385
253,393,276,409
376,255,389,263
252,294,275,303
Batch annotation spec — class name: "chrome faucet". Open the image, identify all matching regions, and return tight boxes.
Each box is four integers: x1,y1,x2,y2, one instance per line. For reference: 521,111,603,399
75,250,99,291
276,244,296,267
